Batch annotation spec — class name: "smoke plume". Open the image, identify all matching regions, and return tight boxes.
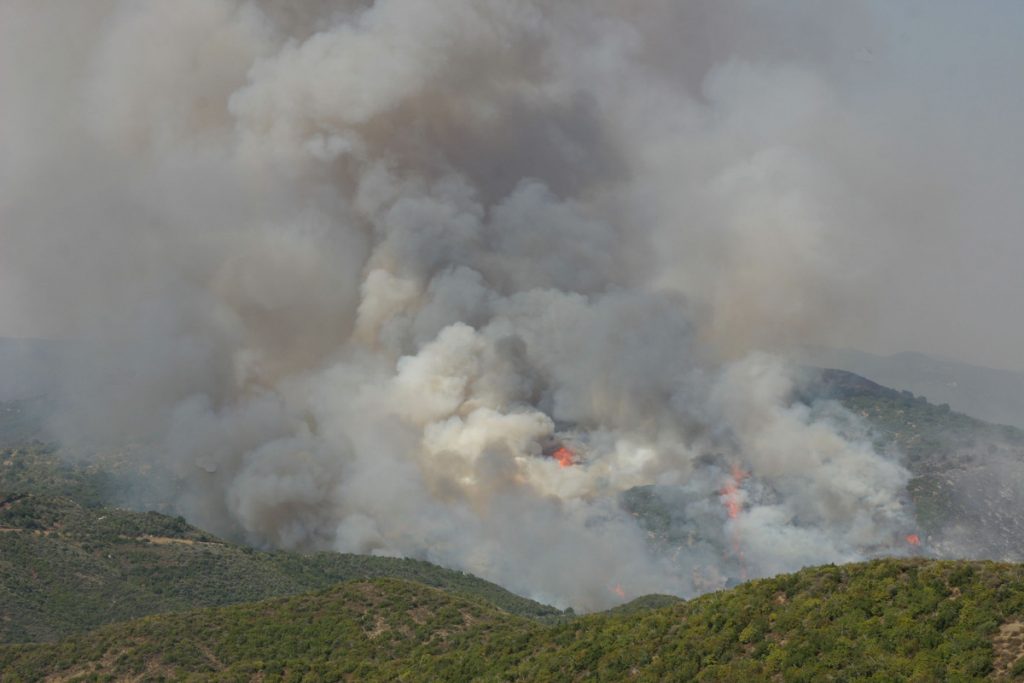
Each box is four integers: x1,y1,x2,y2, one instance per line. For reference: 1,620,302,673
9,0,1007,609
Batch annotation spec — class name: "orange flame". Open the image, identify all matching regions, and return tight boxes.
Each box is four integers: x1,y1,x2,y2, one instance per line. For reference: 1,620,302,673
552,446,575,468
611,583,626,599
906,533,921,546
721,483,742,519
719,464,749,520
720,464,750,580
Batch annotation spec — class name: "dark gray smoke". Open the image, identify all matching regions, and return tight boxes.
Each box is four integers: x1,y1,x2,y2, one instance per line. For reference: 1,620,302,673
7,0,1014,609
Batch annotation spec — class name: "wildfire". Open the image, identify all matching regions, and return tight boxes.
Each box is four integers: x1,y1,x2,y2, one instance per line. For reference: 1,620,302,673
719,463,750,580
719,464,749,520
906,533,921,546
552,446,576,468
611,583,626,599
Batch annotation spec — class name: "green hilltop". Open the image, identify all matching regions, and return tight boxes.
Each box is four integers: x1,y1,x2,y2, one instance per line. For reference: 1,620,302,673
2,559,1023,681
0,487,561,645
0,445,561,644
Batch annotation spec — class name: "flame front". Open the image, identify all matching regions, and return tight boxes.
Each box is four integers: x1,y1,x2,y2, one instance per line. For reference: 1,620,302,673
552,446,575,468
612,583,626,599
720,464,750,580
906,533,921,546
720,464,749,519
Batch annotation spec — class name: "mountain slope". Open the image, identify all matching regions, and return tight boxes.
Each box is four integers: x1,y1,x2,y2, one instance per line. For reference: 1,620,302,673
0,579,539,682
808,368,1024,560
799,347,1024,430
3,559,1023,681
0,491,561,644
4,367,1024,651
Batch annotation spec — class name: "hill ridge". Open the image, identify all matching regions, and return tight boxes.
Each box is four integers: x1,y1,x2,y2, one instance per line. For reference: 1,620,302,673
3,558,1023,681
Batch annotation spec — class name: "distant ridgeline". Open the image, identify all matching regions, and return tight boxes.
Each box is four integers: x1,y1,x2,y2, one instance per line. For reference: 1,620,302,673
801,368,1024,562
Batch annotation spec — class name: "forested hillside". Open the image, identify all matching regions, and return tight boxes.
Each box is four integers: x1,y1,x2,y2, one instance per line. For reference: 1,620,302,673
3,559,1023,681
0,492,560,644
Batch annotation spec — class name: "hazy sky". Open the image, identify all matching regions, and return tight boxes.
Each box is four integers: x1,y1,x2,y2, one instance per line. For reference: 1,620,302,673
851,1,1024,371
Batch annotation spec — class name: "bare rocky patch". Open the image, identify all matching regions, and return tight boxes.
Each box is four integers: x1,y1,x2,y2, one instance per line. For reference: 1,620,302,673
992,620,1024,679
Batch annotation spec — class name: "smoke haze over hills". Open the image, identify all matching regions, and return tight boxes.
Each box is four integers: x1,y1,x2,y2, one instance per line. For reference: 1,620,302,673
798,347,1024,431
1,1,1020,609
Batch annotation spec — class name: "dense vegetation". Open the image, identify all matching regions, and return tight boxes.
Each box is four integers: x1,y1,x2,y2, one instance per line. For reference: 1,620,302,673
2,559,1023,681
0,447,561,644
0,443,115,508
0,492,561,644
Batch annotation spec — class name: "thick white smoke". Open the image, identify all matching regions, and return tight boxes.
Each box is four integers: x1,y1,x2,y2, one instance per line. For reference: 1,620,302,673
0,0,945,609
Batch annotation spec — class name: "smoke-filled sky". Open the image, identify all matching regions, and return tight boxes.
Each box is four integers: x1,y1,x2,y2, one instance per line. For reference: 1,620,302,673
0,1,1020,609
2,0,1023,370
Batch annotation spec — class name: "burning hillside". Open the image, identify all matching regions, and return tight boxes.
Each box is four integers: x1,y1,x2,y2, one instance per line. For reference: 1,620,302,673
2,0,988,610
551,446,577,469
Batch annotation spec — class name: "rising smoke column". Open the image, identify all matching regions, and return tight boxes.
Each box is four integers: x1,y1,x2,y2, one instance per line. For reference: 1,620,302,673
0,0,924,609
